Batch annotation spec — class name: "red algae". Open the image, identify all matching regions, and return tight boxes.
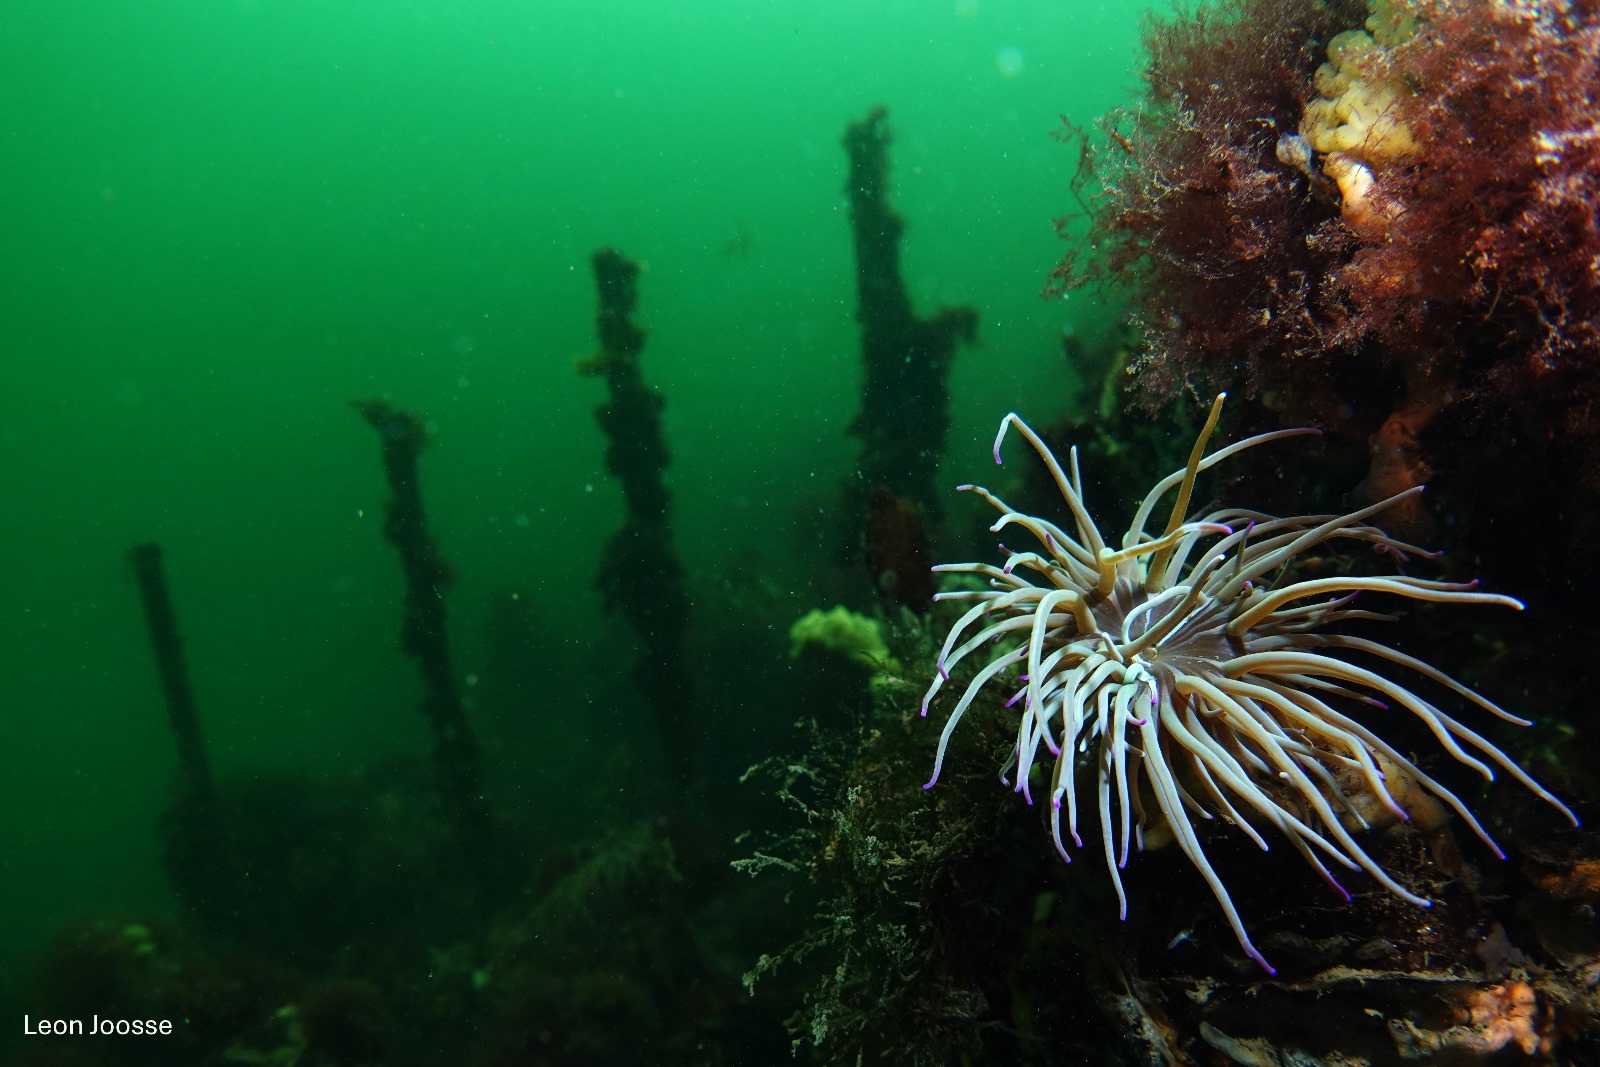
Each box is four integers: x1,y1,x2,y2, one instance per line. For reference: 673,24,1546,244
1056,0,1600,483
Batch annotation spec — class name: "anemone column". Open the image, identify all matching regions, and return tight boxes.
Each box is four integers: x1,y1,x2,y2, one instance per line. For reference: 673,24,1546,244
354,400,494,876
580,248,696,797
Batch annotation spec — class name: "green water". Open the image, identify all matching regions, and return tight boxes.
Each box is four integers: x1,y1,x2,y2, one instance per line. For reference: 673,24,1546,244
0,0,1142,978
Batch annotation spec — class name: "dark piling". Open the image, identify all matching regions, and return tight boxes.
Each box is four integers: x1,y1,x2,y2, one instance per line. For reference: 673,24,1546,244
840,107,976,609
353,400,494,887
130,541,237,916
842,106,977,528
579,248,696,799
129,542,220,816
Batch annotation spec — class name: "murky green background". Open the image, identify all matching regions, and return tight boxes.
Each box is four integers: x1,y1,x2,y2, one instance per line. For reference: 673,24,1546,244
0,0,1142,972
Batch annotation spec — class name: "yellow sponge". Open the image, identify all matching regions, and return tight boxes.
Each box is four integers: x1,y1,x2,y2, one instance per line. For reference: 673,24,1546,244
1298,0,1420,233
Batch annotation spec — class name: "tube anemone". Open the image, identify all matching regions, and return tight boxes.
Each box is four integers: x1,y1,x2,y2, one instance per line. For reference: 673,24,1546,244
922,394,1576,973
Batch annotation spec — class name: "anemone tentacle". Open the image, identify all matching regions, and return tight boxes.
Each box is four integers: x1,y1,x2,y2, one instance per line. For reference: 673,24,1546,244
922,395,1577,974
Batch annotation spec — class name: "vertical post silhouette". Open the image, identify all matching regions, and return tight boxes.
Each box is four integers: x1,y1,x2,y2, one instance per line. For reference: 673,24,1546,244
354,400,494,885
579,248,696,798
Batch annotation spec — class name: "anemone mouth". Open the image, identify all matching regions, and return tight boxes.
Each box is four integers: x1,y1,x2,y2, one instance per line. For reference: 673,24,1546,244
921,394,1576,975
1097,584,1234,670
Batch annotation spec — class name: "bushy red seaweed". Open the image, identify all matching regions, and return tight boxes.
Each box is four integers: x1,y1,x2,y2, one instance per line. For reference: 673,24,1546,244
1056,0,1600,477
1342,0,1600,435
1049,0,1363,403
